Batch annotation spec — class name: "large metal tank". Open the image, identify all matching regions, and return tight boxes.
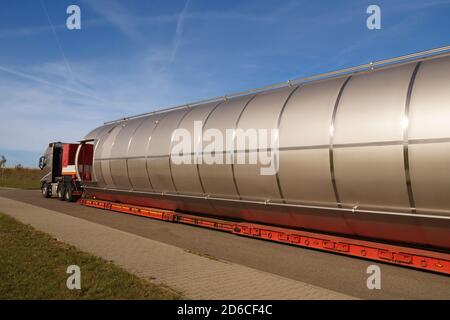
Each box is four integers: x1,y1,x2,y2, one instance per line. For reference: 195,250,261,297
81,52,450,250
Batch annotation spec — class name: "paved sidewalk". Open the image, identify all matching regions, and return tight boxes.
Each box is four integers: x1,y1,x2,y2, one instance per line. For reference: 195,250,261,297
0,196,355,300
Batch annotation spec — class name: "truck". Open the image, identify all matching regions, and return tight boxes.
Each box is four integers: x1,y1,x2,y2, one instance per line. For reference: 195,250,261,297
38,142,93,202
36,47,450,275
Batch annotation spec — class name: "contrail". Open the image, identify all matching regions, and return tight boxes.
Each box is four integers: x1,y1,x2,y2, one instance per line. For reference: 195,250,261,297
39,0,74,80
170,0,190,63
0,65,107,103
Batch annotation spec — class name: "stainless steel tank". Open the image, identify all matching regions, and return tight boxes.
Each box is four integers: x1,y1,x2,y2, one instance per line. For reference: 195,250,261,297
81,52,450,250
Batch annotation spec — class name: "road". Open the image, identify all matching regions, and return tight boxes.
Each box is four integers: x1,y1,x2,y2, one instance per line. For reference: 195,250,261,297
0,188,449,299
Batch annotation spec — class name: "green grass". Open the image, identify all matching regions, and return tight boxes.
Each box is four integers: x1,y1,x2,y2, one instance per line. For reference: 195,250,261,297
0,212,183,300
0,168,41,189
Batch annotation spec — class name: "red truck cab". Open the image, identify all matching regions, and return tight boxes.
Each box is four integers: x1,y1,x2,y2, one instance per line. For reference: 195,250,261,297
39,142,93,201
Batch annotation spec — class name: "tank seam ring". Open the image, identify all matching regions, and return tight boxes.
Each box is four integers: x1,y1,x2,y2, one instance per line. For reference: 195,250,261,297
168,107,194,194
145,112,171,190
232,94,259,200
274,85,303,204
124,117,148,191
196,100,226,195
329,76,352,208
403,62,422,213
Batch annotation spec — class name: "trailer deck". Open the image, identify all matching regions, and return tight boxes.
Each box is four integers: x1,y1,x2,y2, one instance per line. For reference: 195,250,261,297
79,197,450,275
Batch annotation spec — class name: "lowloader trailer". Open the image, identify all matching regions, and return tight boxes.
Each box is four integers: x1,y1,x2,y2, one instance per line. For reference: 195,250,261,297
39,46,450,275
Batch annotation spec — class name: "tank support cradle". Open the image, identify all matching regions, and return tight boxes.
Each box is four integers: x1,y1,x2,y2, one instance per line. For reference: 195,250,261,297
79,198,450,275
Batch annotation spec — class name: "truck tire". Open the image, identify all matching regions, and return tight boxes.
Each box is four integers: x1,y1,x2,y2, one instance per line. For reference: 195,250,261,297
41,183,51,198
57,183,66,201
64,184,75,202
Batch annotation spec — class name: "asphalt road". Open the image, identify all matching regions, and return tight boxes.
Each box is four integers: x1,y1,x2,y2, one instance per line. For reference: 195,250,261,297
1,188,449,299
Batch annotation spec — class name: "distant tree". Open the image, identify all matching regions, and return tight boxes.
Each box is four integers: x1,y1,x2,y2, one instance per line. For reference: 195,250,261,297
0,155,6,168
0,155,6,180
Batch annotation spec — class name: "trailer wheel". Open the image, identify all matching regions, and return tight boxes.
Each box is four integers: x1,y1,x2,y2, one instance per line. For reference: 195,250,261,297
57,183,66,201
41,183,51,198
64,184,75,202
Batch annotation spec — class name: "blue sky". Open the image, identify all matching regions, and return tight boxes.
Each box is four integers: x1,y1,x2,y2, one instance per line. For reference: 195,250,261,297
0,0,449,167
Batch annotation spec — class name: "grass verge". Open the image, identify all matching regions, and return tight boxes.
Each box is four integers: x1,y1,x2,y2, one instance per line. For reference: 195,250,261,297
0,168,41,189
0,212,183,299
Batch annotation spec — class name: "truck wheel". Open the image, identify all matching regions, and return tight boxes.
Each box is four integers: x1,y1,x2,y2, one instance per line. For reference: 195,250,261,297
64,184,75,202
41,183,51,198
57,183,66,201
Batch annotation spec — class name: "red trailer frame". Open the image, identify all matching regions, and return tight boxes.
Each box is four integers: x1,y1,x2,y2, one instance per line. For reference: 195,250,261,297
79,197,450,275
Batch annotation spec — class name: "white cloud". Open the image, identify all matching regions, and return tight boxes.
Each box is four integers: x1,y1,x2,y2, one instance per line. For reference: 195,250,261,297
83,0,147,44
0,48,224,155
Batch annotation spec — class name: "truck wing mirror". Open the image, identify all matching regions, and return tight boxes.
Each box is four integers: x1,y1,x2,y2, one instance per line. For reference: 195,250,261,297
38,156,45,170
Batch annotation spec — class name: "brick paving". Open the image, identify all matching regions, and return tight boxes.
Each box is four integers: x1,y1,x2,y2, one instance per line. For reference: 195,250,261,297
0,196,355,300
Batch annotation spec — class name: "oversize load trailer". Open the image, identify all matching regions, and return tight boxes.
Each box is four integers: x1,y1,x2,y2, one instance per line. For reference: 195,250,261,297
40,47,450,274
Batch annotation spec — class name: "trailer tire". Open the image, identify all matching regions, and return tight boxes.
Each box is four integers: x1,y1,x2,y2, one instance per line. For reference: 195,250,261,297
57,183,66,201
64,184,75,202
41,183,51,198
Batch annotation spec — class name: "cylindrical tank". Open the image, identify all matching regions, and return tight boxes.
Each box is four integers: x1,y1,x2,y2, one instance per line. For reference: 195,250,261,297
82,54,450,250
